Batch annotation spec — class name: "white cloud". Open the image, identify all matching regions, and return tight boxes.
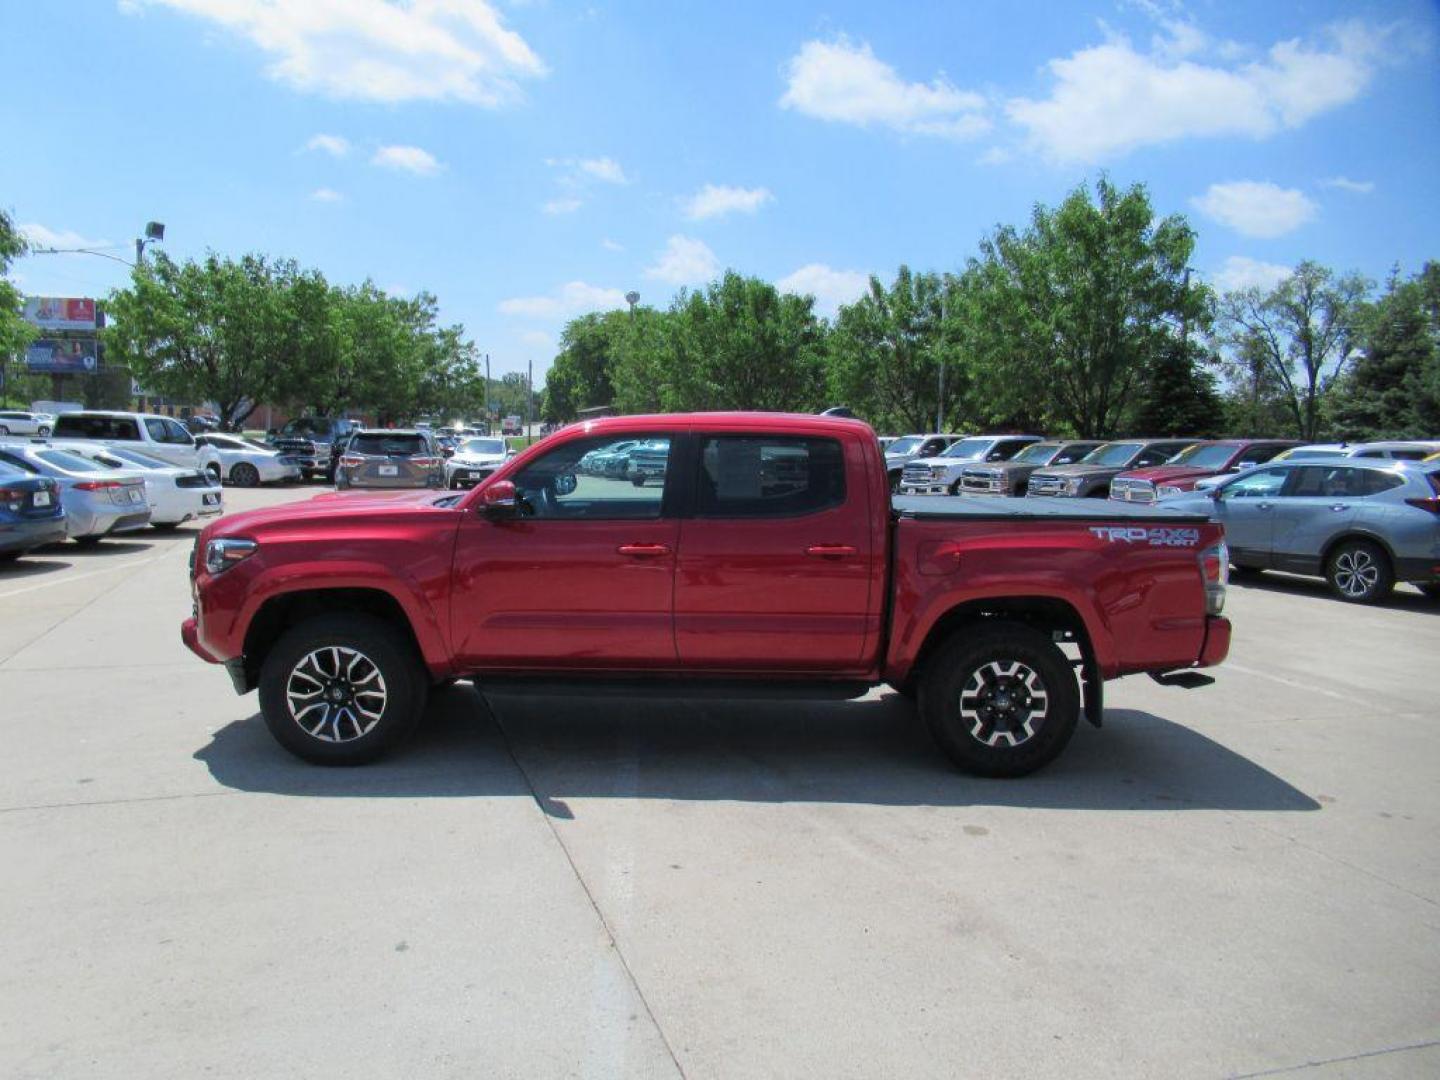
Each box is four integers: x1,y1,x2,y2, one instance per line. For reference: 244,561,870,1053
128,0,545,107
1007,20,1390,163
498,281,627,319
310,187,343,203
1192,180,1318,239
371,145,442,176
644,235,720,285
776,263,870,318
1320,176,1375,194
978,146,1013,166
18,223,111,249
519,330,554,349
780,37,989,139
541,197,582,215
578,157,628,184
304,133,350,156
1212,256,1292,294
601,238,624,252
682,184,774,221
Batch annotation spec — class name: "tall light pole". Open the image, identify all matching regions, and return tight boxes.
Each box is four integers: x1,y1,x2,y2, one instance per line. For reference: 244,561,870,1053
135,221,165,266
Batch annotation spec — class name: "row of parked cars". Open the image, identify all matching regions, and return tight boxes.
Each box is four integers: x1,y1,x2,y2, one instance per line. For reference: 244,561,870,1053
883,431,1440,604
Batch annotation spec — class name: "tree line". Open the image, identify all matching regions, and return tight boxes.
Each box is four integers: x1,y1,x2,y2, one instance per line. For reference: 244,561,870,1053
544,179,1440,443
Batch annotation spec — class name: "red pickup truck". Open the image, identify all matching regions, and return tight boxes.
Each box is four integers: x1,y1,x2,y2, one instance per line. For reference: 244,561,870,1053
182,413,1231,777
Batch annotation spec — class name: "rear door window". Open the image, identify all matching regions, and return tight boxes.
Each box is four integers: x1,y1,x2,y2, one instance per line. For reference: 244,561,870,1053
696,436,846,518
53,415,141,440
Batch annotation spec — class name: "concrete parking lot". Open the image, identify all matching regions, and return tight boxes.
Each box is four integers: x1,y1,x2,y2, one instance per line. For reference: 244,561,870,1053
1,484,1437,1080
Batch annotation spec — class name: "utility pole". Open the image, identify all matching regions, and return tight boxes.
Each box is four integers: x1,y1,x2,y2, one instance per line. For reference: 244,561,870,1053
527,356,534,435
935,290,948,433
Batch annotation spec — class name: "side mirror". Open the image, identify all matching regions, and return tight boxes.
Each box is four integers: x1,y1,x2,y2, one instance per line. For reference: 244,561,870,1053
555,473,577,496
478,479,518,516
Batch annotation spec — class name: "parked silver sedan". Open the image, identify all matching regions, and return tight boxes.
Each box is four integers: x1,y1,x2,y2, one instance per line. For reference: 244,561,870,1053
1169,457,1440,603
335,430,443,490
0,441,152,544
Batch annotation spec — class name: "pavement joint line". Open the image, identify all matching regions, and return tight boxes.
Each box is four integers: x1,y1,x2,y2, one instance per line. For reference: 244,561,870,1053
480,687,690,1080
0,543,190,668
0,543,186,601
1230,811,1440,911
0,789,236,816
1227,1036,1440,1078
1223,661,1387,710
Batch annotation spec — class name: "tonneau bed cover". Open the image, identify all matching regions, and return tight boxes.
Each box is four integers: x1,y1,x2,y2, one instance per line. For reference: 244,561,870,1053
892,494,1214,524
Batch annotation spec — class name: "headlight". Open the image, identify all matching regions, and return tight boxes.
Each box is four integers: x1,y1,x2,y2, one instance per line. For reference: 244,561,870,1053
1156,484,1184,498
204,537,257,575
1065,476,1086,494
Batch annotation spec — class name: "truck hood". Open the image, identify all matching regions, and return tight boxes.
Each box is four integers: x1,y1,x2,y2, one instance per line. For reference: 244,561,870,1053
963,460,1043,476
1029,462,1128,480
1113,464,1216,485
907,454,981,469
206,489,453,538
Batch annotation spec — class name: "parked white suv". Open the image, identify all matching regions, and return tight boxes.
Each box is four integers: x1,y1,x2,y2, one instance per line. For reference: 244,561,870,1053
0,411,53,436
49,411,203,469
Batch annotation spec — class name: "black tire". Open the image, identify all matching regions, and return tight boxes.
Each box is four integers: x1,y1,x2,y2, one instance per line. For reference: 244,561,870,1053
73,535,102,547
230,462,260,488
1229,563,1265,579
37,426,50,437
258,614,427,765
1421,584,1440,602
1325,539,1394,604
918,623,1080,778
631,477,645,487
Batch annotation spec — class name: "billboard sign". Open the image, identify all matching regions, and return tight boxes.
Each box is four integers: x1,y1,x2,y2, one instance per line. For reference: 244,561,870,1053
26,338,99,373
23,296,98,331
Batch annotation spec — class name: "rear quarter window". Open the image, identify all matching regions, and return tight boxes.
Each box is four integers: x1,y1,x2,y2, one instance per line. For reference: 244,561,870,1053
697,436,846,518
352,433,428,455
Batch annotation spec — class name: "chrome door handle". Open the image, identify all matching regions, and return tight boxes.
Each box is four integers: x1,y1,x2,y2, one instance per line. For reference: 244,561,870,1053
1256,502,1272,511
1329,504,1349,512
617,543,671,557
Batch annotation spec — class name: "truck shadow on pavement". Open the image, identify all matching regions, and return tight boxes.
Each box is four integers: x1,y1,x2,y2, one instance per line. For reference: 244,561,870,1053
195,684,1320,814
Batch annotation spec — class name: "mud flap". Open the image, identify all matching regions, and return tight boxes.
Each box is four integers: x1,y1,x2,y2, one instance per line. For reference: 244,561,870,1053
1080,656,1103,728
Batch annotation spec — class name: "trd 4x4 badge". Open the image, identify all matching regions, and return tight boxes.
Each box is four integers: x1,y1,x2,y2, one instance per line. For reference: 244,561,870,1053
1088,526,1202,547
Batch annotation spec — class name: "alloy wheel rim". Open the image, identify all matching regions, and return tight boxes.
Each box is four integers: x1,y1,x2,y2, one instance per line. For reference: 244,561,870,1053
1334,549,1379,597
959,660,1048,748
286,646,388,742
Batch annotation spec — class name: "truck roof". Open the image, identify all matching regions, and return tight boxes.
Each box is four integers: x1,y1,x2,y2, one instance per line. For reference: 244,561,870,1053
569,412,876,437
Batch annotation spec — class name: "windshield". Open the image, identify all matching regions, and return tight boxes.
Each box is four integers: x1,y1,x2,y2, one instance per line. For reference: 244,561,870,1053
281,418,329,436
1012,442,1060,464
938,437,995,460
37,448,106,473
460,438,506,455
886,436,922,456
1170,443,1236,468
1082,442,1144,467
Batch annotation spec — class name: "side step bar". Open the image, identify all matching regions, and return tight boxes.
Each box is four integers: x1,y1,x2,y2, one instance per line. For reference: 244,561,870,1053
1148,670,1216,689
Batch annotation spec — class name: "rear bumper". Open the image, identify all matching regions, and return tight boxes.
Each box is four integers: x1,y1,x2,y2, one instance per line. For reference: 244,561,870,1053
0,518,68,553
1198,616,1231,668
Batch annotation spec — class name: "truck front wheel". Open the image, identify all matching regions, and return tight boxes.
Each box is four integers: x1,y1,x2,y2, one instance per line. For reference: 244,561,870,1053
258,614,427,765
918,624,1079,777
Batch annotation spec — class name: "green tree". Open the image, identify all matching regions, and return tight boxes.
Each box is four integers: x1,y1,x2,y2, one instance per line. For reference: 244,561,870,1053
613,272,825,413
0,209,38,406
541,310,629,421
1330,263,1440,440
105,252,312,429
1217,261,1370,441
1129,339,1225,436
827,266,962,434
966,178,1206,438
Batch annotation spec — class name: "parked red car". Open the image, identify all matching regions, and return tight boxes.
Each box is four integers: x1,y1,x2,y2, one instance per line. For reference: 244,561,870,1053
1110,440,1300,503
183,413,1231,777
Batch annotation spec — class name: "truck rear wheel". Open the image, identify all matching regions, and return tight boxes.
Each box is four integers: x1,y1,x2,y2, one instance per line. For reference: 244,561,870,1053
258,614,427,765
918,624,1079,777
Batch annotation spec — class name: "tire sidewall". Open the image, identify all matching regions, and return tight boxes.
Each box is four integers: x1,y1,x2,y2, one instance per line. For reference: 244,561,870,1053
232,463,259,487
259,615,426,765
919,626,1080,778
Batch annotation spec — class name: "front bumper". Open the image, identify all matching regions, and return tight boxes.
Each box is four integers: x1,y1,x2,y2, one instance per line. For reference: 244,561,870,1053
181,615,220,663
897,483,951,496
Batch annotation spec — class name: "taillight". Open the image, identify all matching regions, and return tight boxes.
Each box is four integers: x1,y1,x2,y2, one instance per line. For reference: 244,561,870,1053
410,456,439,467
1199,541,1228,615
1404,497,1440,516
340,455,363,468
0,488,22,511
73,480,122,492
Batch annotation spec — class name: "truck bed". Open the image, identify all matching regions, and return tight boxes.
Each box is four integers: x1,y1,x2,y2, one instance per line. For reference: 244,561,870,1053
892,494,1214,524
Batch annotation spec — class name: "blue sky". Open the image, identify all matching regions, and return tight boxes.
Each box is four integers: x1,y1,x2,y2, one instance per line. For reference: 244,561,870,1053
4,0,1438,383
